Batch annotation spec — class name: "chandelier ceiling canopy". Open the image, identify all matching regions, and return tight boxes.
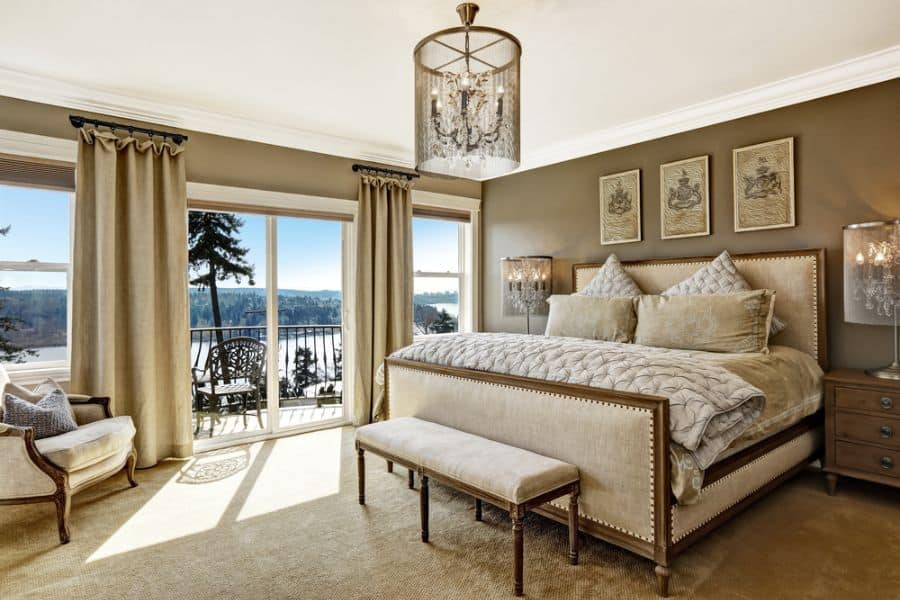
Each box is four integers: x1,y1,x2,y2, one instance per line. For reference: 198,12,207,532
414,3,521,180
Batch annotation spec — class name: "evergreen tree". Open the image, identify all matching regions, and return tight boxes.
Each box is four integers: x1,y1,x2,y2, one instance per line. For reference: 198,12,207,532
188,212,255,344
291,346,321,396
0,225,36,363
430,309,457,334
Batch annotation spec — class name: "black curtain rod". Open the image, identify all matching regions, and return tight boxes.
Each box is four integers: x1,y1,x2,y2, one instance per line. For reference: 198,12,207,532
352,163,420,180
69,115,188,145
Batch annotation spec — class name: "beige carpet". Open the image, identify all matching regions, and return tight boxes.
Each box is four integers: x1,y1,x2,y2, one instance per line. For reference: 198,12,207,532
2,426,900,600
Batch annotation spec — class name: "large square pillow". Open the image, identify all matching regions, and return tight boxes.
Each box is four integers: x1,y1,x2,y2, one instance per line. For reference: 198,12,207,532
663,250,786,336
545,295,637,342
634,289,776,353
578,254,642,297
2,387,79,439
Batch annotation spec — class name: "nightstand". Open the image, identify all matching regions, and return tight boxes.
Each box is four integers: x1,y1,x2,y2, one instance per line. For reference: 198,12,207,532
824,369,900,495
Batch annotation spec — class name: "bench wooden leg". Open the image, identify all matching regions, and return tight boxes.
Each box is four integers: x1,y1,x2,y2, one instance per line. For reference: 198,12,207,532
408,468,415,489
420,474,429,543
475,498,482,521
568,488,579,565
655,564,671,597
386,460,393,473
512,509,524,596
357,446,365,505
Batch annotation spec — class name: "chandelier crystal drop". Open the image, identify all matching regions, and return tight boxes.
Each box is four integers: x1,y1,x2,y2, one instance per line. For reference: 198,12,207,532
414,3,521,179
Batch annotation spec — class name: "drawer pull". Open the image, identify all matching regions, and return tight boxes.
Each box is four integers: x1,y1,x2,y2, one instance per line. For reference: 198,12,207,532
881,397,894,410
881,456,894,470
881,425,894,439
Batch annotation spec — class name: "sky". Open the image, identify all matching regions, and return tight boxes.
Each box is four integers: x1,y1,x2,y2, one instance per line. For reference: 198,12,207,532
1,184,461,295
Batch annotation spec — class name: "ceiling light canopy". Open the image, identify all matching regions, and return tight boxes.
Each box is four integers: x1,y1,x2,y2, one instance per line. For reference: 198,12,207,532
414,3,521,179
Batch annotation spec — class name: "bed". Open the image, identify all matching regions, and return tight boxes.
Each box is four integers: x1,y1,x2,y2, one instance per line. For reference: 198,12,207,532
384,248,826,596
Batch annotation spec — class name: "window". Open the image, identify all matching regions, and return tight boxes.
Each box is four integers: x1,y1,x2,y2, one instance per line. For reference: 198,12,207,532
0,183,74,369
412,215,466,335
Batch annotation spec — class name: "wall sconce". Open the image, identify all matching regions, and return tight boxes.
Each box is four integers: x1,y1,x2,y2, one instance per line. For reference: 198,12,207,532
501,256,552,334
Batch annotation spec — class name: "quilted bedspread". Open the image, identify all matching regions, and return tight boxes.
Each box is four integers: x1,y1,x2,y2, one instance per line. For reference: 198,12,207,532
390,332,765,470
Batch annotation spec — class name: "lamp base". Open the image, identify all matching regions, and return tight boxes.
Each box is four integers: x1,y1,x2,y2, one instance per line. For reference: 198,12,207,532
865,363,900,380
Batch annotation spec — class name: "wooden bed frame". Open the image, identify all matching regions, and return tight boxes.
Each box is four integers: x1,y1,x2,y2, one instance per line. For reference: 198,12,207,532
385,248,826,596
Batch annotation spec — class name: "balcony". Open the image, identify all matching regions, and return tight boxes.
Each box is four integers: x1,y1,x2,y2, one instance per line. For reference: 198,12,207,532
190,324,343,440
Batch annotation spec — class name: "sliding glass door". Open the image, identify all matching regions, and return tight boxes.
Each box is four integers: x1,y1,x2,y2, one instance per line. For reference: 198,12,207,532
188,207,349,447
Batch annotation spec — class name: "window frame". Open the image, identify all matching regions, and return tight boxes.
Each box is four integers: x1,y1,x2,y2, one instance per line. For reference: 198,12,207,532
411,190,481,337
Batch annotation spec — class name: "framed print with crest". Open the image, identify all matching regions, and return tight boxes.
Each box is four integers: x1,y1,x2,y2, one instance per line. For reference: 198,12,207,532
599,169,641,245
660,155,710,239
733,137,795,232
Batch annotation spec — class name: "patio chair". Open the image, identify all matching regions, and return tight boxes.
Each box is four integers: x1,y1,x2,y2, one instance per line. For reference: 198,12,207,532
192,336,266,437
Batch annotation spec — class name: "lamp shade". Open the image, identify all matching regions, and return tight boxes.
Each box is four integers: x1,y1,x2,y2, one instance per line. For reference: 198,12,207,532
501,256,552,317
843,220,900,325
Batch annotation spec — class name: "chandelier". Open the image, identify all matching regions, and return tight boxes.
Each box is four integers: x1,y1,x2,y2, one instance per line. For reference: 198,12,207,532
414,3,521,179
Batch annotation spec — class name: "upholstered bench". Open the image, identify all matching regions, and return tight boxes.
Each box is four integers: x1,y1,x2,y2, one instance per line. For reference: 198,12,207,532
355,417,580,596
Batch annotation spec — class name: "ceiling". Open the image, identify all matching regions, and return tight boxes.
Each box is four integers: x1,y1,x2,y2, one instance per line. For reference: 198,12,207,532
1,0,899,179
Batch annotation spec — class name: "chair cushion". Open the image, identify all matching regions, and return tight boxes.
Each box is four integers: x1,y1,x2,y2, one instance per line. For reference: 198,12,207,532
2,389,78,439
35,416,136,471
356,417,579,504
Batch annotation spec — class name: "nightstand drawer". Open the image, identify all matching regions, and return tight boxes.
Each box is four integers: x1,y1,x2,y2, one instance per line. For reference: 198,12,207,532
835,387,900,415
835,441,900,478
835,412,900,449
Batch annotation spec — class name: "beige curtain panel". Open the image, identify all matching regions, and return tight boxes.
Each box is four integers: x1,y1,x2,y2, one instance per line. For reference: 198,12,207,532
71,129,192,468
354,174,413,424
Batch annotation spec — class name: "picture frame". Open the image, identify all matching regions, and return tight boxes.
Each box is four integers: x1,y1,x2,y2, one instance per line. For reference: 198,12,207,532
599,169,641,245
733,137,795,232
659,155,710,239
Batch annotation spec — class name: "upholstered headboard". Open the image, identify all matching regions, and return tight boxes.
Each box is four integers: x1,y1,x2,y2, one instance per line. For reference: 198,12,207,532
572,249,827,369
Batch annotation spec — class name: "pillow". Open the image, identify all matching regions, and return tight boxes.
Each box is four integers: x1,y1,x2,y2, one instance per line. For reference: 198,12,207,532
1,378,75,421
578,254,642,297
634,289,775,353
545,295,637,342
2,387,79,439
663,250,786,336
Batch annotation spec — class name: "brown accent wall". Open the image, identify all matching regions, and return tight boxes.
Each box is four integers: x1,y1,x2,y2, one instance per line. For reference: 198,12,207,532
0,96,481,200
482,78,900,370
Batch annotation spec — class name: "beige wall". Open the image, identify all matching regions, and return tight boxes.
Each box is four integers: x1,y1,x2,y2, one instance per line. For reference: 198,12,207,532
482,78,900,370
0,96,481,200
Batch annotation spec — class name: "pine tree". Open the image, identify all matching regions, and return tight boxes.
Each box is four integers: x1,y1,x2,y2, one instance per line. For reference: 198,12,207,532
187,212,255,344
430,309,457,334
0,225,36,363
291,346,321,396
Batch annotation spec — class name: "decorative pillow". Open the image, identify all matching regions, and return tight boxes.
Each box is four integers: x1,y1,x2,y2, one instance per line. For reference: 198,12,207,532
2,388,79,439
662,250,786,336
578,254,642,297
545,295,637,342
1,378,76,421
634,289,776,353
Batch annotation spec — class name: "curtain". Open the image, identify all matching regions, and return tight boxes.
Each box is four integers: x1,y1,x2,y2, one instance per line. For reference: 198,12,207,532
71,129,191,468
354,174,413,424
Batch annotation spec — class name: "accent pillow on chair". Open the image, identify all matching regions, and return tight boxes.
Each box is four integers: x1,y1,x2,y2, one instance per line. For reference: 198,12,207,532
662,250,786,337
578,254,642,297
2,387,79,439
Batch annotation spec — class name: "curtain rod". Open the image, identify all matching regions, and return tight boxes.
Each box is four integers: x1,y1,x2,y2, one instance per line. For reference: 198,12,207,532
351,163,420,180
69,115,188,145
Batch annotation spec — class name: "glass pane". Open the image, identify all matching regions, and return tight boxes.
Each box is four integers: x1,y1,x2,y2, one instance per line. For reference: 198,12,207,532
414,276,459,335
413,217,460,273
276,217,343,429
188,209,269,440
0,184,70,263
0,271,68,364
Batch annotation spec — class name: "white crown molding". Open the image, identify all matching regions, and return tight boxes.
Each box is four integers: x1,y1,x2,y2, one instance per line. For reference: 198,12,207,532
519,44,900,175
0,67,415,168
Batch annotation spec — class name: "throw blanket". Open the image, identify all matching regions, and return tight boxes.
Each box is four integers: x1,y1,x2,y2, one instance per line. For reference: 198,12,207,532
390,333,765,470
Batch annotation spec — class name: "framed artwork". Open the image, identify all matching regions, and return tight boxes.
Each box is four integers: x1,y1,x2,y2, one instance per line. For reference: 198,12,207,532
733,137,795,232
660,155,710,239
599,169,641,245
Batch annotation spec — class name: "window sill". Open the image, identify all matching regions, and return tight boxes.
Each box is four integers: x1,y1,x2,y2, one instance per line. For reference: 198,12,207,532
4,363,71,386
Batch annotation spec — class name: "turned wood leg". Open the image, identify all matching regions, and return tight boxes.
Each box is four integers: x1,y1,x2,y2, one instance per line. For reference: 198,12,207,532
54,492,71,545
825,472,839,496
655,564,671,598
568,488,579,566
408,468,415,489
125,450,138,488
357,446,366,505
475,498,483,522
512,510,524,596
420,474,429,543
386,460,394,473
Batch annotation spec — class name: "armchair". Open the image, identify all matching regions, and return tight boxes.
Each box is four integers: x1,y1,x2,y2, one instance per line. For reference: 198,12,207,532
0,366,137,544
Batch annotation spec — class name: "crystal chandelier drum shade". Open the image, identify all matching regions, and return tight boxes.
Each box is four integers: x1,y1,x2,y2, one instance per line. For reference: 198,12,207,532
843,220,900,326
414,6,521,180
